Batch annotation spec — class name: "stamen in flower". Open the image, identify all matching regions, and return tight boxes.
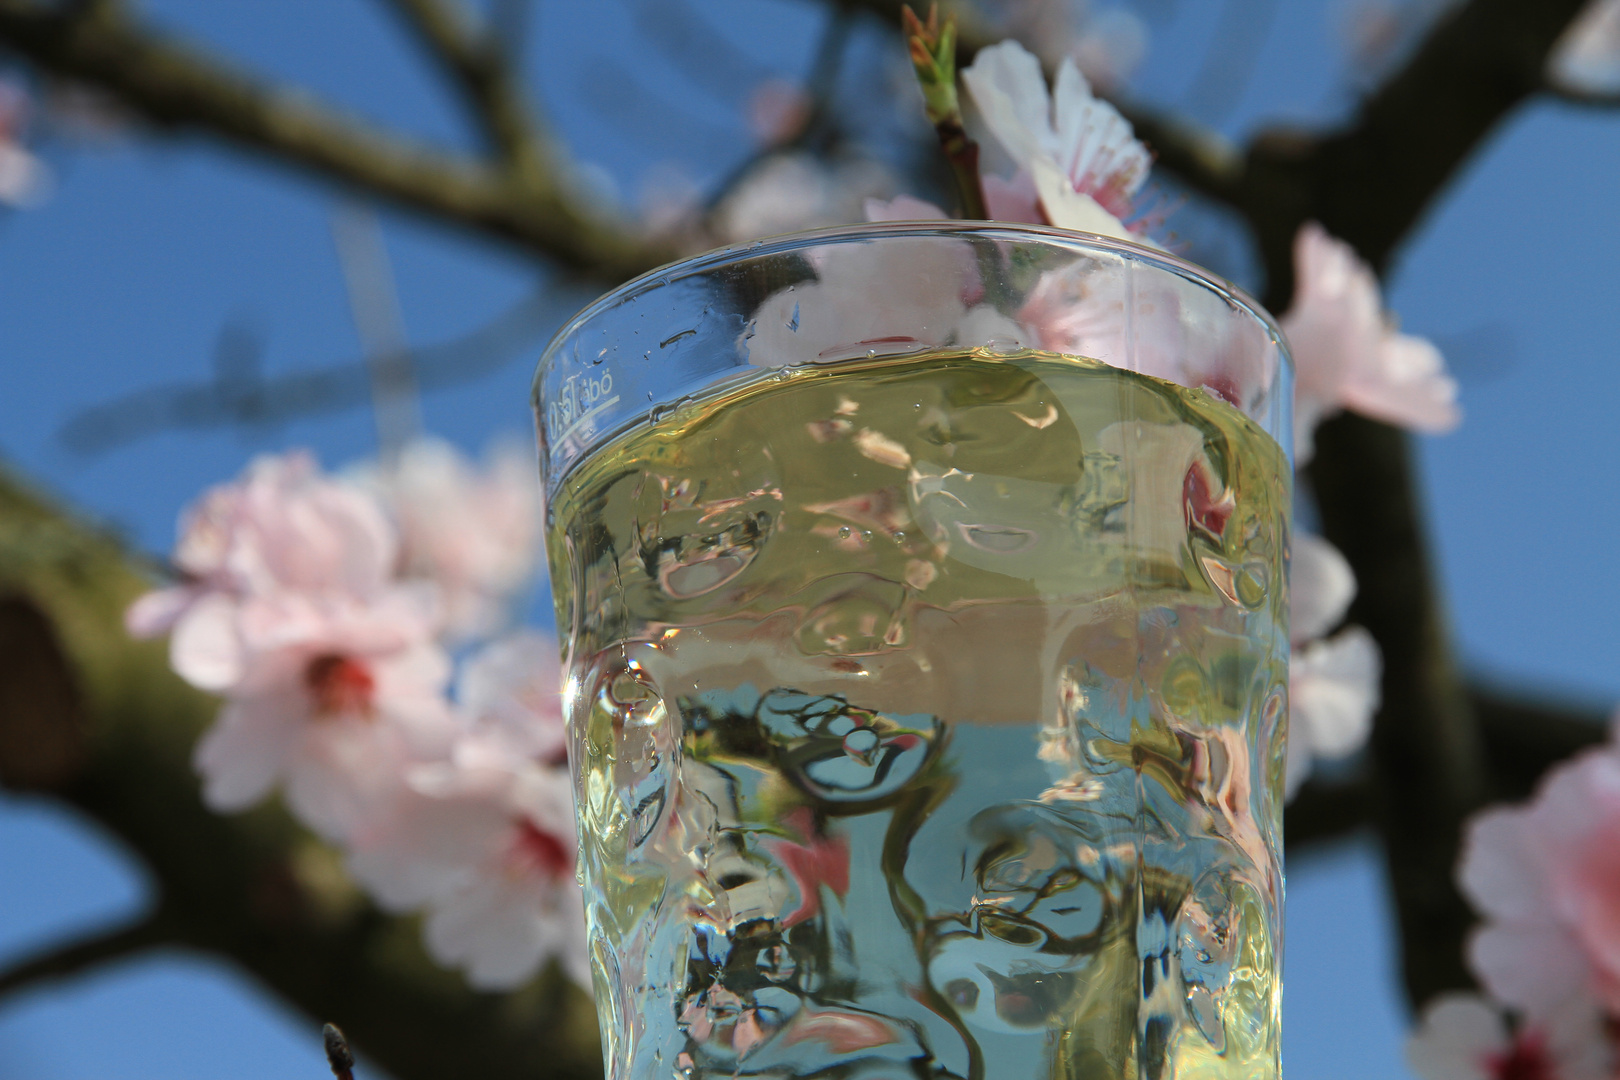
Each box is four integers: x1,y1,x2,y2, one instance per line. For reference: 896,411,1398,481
304,653,377,717
508,818,572,880
1484,1030,1555,1080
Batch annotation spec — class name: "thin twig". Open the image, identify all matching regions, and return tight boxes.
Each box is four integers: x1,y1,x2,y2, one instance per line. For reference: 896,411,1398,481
700,3,857,216
0,0,668,275
377,0,545,171
0,912,172,999
56,290,575,455
330,203,421,461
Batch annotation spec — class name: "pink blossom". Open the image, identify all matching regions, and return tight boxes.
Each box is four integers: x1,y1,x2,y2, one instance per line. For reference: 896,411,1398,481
1550,0,1620,98
1281,223,1459,462
1285,534,1381,798
1458,738,1620,1024
741,220,1022,367
960,40,1151,240
189,589,454,842
1014,260,1279,412
356,438,543,641
1287,627,1381,798
126,451,398,656
419,766,589,991
1406,992,1609,1080
714,153,895,243
345,631,586,990
1463,740,1620,1017
1291,532,1357,645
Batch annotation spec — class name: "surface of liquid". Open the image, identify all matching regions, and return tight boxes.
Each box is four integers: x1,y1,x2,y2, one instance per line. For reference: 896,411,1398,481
547,349,1291,1080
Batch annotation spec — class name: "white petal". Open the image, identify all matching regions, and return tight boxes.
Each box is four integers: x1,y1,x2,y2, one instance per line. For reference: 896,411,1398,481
961,40,1057,169
169,592,246,691
1029,156,1132,240
192,698,299,811
1405,993,1504,1080
1457,806,1551,923
125,586,199,639
1549,0,1620,96
1469,921,1593,1018
1340,331,1461,434
424,877,552,990
1290,627,1381,758
1291,533,1356,644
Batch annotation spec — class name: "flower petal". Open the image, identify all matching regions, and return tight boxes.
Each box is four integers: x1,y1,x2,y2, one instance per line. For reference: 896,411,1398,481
1405,993,1504,1080
1290,626,1381,758
1291,533,1356,644
169,592,245,691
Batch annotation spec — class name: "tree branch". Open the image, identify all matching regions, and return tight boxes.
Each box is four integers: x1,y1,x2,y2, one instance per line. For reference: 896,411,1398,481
0,0,672,276
0,912,173,1000
0,468,601,1080
377,0,546,171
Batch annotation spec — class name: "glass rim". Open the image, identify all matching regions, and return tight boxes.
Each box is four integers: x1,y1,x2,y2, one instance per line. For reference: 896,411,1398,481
536,219,1293,377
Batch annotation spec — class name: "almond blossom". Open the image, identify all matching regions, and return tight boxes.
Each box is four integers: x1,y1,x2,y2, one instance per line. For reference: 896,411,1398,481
1457,734,1620,1026
1285,533,1382,799
126,450,398,666
127,450,455,842
1406,992,1609,1080
960,40,1152,241
346,631,589,990
1281,222,1459,462
355,437,543,641
189,589,455,842
1549,0,1620,98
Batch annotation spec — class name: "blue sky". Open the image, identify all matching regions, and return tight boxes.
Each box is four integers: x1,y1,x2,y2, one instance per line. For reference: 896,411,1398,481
2,1,1617,1077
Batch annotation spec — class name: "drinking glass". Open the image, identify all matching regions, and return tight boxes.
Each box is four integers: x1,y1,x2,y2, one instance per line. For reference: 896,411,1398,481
535,223,1292,1080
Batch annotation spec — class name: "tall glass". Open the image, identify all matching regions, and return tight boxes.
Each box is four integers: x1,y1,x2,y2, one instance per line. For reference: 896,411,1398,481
535,223,1292,1080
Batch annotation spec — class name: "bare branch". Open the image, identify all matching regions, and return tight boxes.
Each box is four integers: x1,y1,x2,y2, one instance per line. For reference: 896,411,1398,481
0,0,672,276
56,289,576,455
377,0,546,171
0,912,173,1000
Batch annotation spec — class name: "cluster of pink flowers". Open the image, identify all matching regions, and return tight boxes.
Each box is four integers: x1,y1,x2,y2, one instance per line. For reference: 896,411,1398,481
127,441,585,991
0,77,50,209
1406,724,1620,1080
855,38,1461,798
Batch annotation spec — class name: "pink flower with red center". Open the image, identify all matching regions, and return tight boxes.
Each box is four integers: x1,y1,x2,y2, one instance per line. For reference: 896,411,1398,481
1458,734,1620,1027
1281,222,1460,462
1406,992,1609,1080
188,589,454,842
344,631,587,990
126,450,401,688
960,40,1153,241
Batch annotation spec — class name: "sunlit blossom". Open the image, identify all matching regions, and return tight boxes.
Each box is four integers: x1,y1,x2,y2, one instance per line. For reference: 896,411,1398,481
1285,534,1382,798
345,631,586,990
1407,991,1609,1080
961,39,1151,240
1459,737,1620,1024
188,590,455,842
1281,222,1459,461
355,437,543,641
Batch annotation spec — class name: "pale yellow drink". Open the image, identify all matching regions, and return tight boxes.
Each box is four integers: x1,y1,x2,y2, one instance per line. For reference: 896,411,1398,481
548,348,1289,1080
